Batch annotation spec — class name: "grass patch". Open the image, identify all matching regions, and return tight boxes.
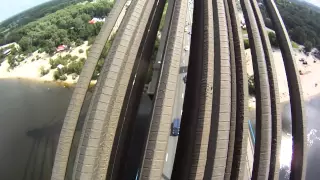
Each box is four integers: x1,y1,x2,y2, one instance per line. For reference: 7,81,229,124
53,69,68,81
248,74,255,95
39,66,50,76
242,28,247,35
244,39,250,49
49,55,79,69
292,41,299,49
66,60,84,75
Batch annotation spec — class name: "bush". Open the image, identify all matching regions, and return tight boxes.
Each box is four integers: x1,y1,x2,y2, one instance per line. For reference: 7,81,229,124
53,70,67,81
86,47,91,56
39,66,50,76
65,54,72,59
92,58,104,80
244,39,250,49
38,49,44,53
60,75,67,81
75,39,84,46
43,46,55,55
80,58,86,63
49,56,68,69
88,36,96,45
292,41,299,49
79,49,84,54
15,57,23,62
31,58,35,62
36,55,41,60
66,60,84,75
71,56,78,61
268,32,278,47
9,45,20,56
7,55,16,68
248,74,255,95
72,73,78,80
304,41,313,52
53,70,61,80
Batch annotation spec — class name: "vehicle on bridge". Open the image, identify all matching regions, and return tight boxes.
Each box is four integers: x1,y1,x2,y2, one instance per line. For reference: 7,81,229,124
183,74,187,83
171,118,181,136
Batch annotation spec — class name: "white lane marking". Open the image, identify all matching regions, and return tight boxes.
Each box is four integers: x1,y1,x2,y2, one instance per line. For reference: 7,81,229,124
133,74,136,85
166,153,168,162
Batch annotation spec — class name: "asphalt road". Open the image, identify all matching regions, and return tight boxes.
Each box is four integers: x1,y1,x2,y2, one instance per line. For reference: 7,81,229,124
161,1,193,178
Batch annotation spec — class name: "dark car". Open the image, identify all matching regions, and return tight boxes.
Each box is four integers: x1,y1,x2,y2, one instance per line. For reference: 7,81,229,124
183,75,187,83
171,118,180,136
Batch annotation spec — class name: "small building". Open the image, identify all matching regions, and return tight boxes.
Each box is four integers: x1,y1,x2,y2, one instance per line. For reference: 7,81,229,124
88,18,105,24
3,49,11,56
56,45,67,52
57,64,64,70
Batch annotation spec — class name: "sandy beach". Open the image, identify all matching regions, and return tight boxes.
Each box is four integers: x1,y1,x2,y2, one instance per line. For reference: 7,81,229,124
0,0,130,86
246,47,320,106
0,42,91,85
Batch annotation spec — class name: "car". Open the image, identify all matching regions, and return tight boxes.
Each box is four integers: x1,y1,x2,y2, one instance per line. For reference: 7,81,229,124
183,75,187,83
171,118,181,136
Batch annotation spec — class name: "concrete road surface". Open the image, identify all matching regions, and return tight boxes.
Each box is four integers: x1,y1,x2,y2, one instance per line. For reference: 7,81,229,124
161,1,193,178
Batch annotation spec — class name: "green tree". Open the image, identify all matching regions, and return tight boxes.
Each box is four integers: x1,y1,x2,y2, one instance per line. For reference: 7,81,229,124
10,46,19,55
304,41,312,52
43,40,56,54
19,37,32,52
268,32,278,47
248,75,255,95
39,66,49,76
1,0,113,54
244,39,250,49
7,55,15,68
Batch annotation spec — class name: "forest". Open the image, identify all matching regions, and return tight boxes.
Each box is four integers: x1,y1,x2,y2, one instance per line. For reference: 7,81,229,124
261,0,320,51
0,0,90,32
0,0,113,54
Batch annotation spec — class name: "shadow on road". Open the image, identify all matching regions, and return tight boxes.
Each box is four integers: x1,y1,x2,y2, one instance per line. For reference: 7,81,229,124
162,174,170,180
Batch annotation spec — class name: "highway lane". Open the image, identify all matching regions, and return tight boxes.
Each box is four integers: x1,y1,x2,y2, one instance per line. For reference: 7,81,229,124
161,0,193,178
243,121,255,180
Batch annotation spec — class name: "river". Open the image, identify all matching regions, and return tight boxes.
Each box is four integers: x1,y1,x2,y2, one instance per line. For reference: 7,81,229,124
0,79,73,179
279,97,320,180
0,79,319,179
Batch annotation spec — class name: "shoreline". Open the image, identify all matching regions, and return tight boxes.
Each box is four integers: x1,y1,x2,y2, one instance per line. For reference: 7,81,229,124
0,41,96,88
0,75,97,89
0,76,76,88
246,47,320,108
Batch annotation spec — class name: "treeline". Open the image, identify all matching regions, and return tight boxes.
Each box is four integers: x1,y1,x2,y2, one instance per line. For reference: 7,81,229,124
260,0,320,51
0,0,90,33
0,0,113,54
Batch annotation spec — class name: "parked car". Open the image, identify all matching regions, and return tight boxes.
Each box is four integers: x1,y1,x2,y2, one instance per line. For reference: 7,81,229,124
171,118,180,136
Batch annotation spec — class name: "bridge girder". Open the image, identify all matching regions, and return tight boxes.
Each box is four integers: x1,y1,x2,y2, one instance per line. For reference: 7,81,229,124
51,0,306,179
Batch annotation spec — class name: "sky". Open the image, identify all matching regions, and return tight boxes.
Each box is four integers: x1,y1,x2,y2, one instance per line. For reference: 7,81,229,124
0,0,51,22
306,0,320,7
0,0,319,23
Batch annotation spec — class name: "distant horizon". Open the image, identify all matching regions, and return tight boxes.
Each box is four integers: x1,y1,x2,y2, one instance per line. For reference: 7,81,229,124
0,0,319,24
0,0,51,23
305,0,320,7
